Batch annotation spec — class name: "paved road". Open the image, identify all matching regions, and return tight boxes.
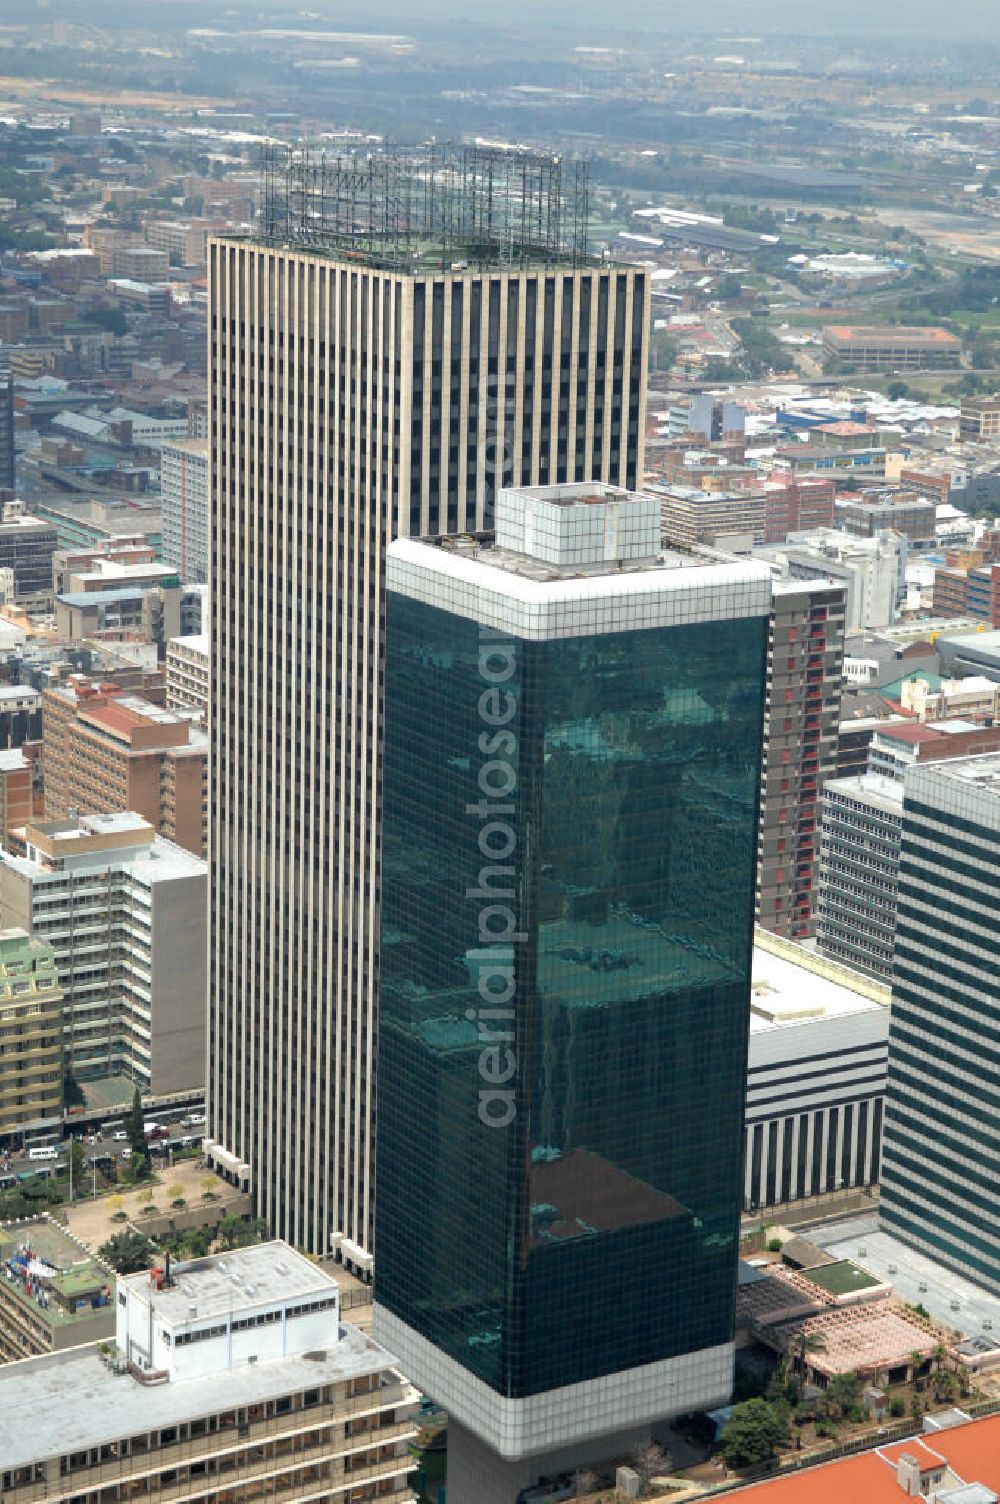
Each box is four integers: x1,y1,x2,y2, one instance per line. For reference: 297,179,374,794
1,1112,205,1183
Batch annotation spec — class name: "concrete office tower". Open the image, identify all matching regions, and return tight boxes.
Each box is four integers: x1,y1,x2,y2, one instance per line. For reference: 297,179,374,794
207,144,648,1258
880,754,1000,1295
1,812,207,1095
757,579,846,940
160,436,209,583
375,484,770,1501
0,1241,418,1502
745,931,889,1216
0,930,63,1143
815,773,904,981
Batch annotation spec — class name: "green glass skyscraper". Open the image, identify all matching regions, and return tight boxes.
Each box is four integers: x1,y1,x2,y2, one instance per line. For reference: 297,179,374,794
374,484,772,1499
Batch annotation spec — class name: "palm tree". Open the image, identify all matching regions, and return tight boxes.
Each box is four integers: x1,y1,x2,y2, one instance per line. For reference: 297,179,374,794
791,1329,827,1386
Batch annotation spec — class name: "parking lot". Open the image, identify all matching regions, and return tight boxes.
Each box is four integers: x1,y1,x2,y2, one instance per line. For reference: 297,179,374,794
0,1107,206,1190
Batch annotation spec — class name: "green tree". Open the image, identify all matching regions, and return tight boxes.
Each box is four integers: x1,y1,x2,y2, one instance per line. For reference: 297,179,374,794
126,1088,144,1152
125,1089,151,1180
217,1216,269,1251
68,1139,85,1194
824,1372,861,1420
720,1399,790,1468
888,381,910,400
650,331,678,373
790,1329,827,1385
99,1230,158,1274
87,307,128,337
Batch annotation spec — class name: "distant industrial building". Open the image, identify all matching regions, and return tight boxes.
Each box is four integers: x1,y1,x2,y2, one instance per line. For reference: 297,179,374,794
0,1241,418,1502
745,932,889,1214
1,812,207,1093
823,324,963,371
939,626,1000,682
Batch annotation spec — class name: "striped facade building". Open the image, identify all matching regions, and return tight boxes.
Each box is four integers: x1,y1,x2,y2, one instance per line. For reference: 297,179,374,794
206,228,648,1258
744,933,890,1215
880,754,1000,1295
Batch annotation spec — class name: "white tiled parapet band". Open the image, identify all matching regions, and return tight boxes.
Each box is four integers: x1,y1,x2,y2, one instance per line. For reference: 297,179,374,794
387,536,772,639
374,1303,733,1460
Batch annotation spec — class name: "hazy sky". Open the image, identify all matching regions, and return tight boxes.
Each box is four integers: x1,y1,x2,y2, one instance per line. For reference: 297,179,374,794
278,0,996,38
17,0,1000,39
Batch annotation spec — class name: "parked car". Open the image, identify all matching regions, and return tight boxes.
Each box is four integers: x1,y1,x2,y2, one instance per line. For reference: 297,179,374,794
111,1130,128,1142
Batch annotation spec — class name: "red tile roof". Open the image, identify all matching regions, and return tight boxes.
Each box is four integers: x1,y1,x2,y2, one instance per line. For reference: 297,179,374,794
725,1413,1000,1503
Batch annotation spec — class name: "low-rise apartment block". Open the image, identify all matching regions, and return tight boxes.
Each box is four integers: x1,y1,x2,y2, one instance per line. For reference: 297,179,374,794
42,678,207,856
1,812,207,1093
143,216,215,266
165,633,208,718
836,493,936,544
960,391,1000,439
54,556,183,649
0,1219,114,1363
0,1241,417,1504
0,929,63,1142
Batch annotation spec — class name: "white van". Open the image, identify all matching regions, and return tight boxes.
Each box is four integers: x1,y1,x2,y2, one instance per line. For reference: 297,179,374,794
28,1145,59,1162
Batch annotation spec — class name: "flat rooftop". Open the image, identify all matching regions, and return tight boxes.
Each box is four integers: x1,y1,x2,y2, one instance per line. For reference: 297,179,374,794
824,324,962,347
810,1213,1000,1341
749,931,889,1032
823,771,905,815
920,751,1000,793
0,1320,398,1470
421,530,713,584
123,1242,330,1325
0,1220,111,1332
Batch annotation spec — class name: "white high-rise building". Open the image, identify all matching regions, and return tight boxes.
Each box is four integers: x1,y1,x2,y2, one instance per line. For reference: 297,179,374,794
159,437,209,584
207,146,649,1259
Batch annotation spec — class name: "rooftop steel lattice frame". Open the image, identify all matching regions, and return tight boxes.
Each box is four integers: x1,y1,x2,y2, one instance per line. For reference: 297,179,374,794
258,140,593,272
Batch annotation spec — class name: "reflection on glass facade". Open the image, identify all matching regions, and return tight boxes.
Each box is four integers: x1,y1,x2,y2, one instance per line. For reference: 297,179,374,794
377,592,767,1399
